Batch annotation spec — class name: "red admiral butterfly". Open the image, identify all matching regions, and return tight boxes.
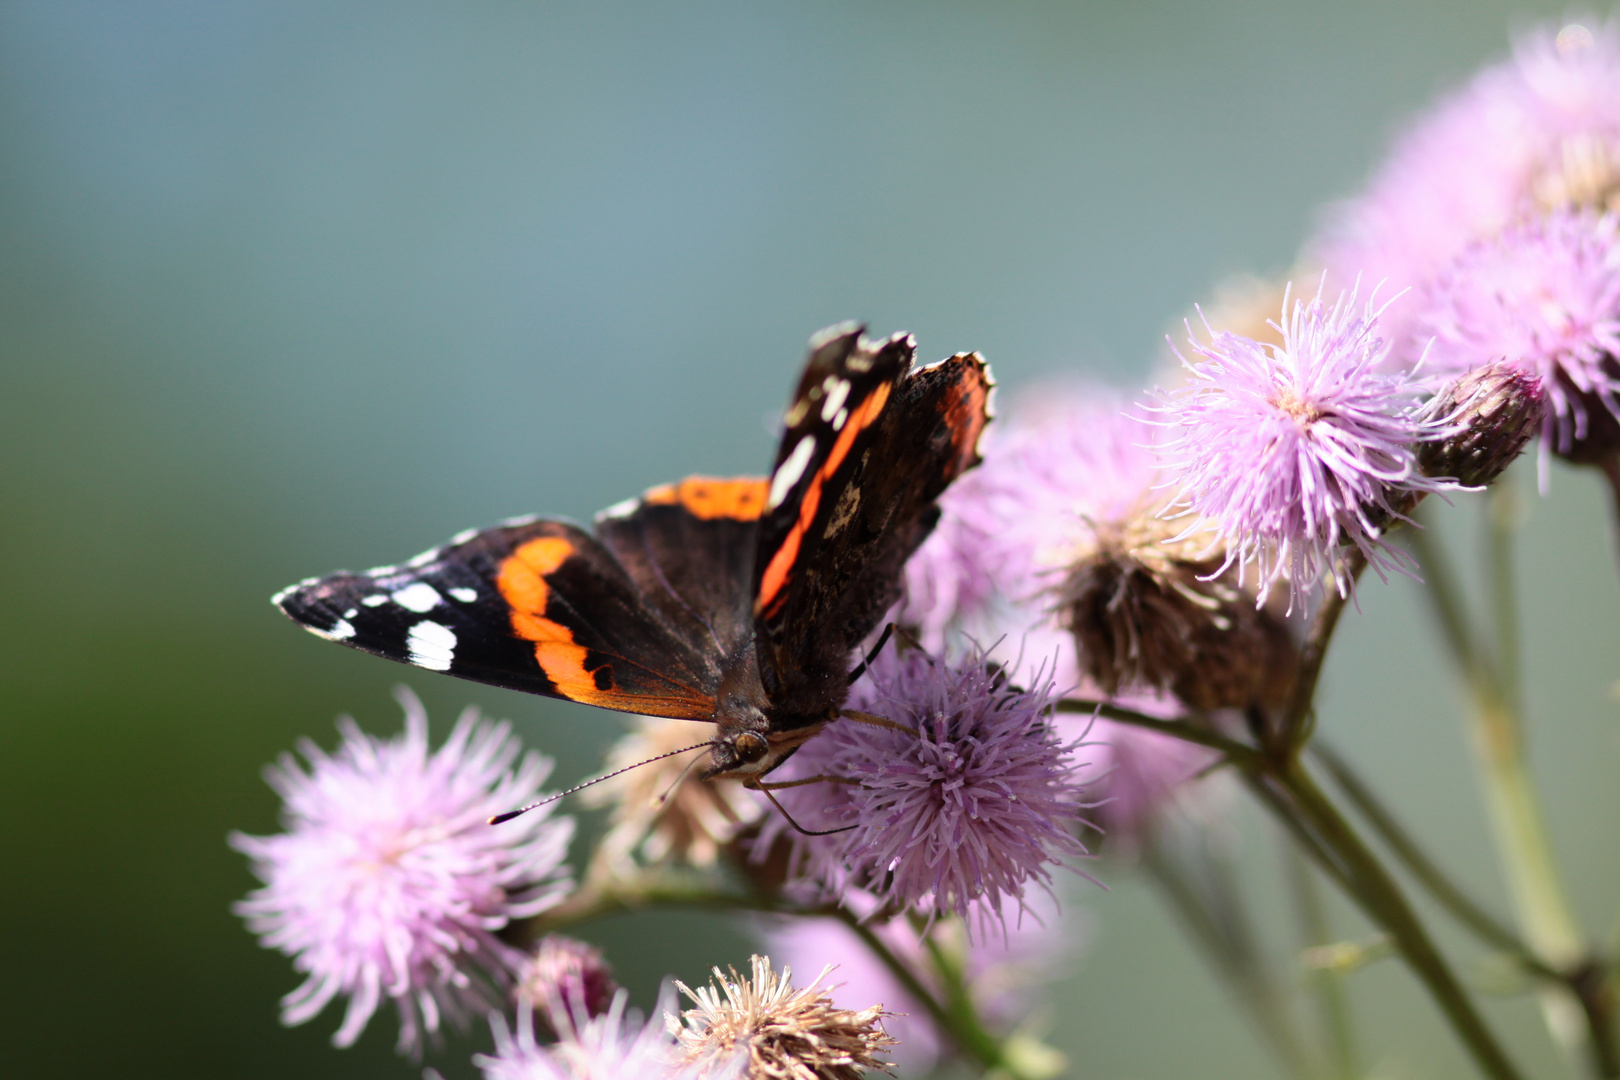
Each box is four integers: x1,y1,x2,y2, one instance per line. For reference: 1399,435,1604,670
274,324,992,785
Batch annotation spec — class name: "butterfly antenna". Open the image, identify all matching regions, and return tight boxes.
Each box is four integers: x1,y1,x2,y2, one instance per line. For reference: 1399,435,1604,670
846,622,896,685
488,740,714,825
757,782,857,838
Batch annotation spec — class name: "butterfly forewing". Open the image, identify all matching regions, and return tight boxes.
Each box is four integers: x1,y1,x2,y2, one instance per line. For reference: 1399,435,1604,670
274,518,720,720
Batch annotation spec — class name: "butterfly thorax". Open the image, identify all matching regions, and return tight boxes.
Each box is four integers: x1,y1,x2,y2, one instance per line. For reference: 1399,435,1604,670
698,644,837,782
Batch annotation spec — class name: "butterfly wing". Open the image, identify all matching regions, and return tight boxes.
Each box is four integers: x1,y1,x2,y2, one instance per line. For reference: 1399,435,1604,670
274,516,724,720
591,476,765,671
750,324,993,713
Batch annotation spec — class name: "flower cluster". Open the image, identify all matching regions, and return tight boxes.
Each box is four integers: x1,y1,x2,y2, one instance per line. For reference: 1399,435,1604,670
233,20,1613,1079
1316,19,1620,473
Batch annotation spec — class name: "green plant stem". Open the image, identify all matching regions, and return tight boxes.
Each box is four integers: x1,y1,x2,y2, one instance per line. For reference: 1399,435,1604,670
1055,699,1263,767
914,928,1047,1080
1258,760,1528,1080
1144,835,1318,1080
1410,495,1611,1074
1311,742,1546,971
1280,549,1367,753
1287,843,1358,1080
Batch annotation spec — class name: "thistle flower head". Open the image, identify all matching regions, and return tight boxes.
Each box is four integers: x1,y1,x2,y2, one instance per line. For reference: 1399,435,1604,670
479,985,714,1080
1154,283,1459,606
753,646,1089,931
1420,208,1620,465
1084,717,1219,851
230,688,573,1054
1058,506,1298,710
517,935,619,1027
758,889,1071,1075
582,715,763,879
674,956,894,1080
900,386,1159,655
1315,18,1620,357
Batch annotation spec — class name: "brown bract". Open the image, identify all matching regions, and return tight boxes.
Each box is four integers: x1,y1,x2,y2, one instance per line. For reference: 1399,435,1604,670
675,955,895,1080
582,716,763,880
1059,505,1298,712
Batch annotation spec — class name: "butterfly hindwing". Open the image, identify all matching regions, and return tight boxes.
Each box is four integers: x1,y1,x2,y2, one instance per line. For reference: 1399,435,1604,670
592,476,764,674
274,517,720,720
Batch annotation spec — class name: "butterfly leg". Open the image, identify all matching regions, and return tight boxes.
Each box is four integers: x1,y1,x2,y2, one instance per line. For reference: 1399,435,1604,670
751,782,858,837
839,708,913,733
845,621,896,685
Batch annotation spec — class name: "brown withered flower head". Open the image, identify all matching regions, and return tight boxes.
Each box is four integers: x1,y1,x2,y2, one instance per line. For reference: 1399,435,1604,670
674,955,895,1080
1058,502,1298,712
516,934,619,1028
581,716,763,880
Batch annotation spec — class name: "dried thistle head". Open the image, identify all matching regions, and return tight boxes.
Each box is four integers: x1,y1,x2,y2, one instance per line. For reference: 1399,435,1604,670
674,955,895,1080
1059,504,1298,712
582,716,763,879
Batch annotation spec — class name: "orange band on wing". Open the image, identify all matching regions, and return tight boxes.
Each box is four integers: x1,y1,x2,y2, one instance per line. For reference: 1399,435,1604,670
643,476,768,520
495,535,715,719
496,537,613,699
755,382,892,617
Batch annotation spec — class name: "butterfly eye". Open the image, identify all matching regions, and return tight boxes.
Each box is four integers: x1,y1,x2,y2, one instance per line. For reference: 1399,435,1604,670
731,732,769,764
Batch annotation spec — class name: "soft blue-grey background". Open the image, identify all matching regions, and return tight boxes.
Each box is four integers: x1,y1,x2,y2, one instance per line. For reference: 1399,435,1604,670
3,3,1617,1078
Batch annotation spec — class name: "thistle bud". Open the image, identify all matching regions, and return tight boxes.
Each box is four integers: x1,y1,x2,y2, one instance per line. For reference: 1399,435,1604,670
1418,362,1546,485
1059,508,1298,712
517,935,619,1023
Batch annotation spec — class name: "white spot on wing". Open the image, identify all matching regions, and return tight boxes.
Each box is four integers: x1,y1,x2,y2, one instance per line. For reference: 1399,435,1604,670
343,608,358,619
598,497,640,520
767,434,817,510
407,548,439,569
315,618,355,641
406,621,457,671
820,376,850,421
391,582,442,612
832,406,849,431
361,594,388,607
449,587,477,603
450,528,479,546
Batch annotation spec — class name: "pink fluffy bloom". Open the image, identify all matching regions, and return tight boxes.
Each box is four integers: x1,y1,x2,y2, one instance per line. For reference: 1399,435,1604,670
1316,18,1620,358
231,689,573,1054
1420,208,1620,468
754,646,1089,932
1154,283,1459,606
478,986,721,1080
900,385,1158,663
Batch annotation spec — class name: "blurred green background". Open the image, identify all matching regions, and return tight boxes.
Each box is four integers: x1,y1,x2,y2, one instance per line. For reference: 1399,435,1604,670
3,2,1618,1078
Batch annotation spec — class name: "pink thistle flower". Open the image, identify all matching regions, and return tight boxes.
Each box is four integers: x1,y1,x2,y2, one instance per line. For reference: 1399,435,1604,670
1420,208,1620,469
477,986,719,1080
1085,719,1218,852
754,646,1090,932
516,935,620,1026
1315,18,1620,358
230,688,573,1054
1154,283,1459,606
